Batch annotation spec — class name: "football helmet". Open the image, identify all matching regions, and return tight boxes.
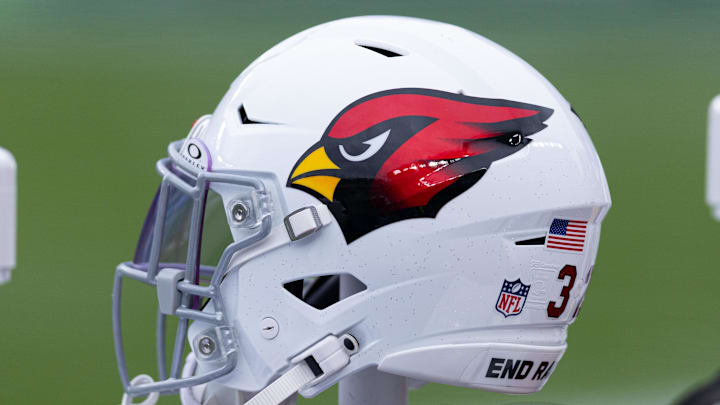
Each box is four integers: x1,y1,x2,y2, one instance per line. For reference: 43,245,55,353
113,16,611,404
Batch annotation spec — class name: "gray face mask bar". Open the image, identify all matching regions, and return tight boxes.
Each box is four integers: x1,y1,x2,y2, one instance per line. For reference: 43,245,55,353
112,141,273,397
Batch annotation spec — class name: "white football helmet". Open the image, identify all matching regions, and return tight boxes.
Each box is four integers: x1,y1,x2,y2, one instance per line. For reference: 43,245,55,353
113,16,611,405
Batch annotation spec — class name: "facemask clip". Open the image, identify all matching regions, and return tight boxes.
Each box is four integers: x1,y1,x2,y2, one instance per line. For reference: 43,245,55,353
193,326,238,362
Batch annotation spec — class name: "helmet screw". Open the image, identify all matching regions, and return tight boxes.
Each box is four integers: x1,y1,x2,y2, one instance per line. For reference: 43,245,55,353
260,317,279,340
198,336,216,356
231,202,249,223
340,333,359,355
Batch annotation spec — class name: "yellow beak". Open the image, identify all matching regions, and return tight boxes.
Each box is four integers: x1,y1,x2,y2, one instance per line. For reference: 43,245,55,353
290,146,341,202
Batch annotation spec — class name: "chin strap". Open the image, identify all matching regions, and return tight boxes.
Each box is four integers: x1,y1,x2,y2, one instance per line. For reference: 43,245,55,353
242,362,316,405
244,335,351,405
180,335,352,405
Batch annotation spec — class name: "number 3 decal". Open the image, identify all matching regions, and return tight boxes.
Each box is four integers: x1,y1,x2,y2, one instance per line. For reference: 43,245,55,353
547,265,577,318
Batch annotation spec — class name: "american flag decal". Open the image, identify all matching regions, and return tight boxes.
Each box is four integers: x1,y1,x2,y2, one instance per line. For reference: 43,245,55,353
546,219,587,252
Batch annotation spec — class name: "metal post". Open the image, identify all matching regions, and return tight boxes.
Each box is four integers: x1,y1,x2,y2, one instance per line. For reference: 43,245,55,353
339,275,408,405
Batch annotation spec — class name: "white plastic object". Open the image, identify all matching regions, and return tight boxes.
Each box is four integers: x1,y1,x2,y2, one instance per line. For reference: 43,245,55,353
290,335,351,386
339,367,408,405
706,95,720,220
244,335,351,405
0,147,16,285
156,268,185,315
284,205,333,241
121,375,160,405
243,363,315,405
179,353,204,405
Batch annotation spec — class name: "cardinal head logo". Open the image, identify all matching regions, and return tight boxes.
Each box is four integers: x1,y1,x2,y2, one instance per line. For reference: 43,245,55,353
288,88,553,243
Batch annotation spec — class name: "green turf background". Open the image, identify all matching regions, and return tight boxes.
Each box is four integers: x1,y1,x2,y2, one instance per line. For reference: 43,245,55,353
1,1,719,404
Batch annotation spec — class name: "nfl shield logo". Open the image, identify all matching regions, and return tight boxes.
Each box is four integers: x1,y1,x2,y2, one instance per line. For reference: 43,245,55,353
495,279,531,317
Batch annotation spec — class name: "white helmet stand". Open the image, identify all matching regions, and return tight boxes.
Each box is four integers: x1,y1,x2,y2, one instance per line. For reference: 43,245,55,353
339,275,409,405
339,368,408,405
707,95,720,220
0,147,16,285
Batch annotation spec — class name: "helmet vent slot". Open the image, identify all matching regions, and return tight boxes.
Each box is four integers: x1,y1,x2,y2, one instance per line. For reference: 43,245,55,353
356,42,404,58
283,274,367,310
515,236,546,246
